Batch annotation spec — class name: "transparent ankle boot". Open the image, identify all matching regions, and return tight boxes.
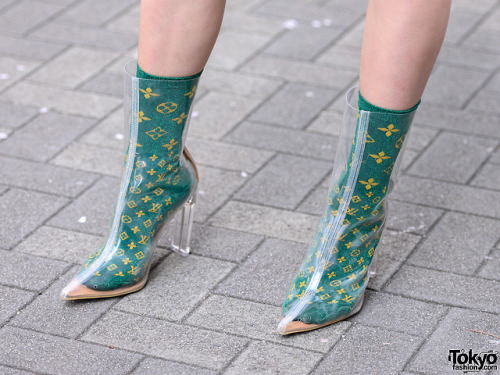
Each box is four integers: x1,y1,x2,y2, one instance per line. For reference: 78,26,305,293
60,61,200,300
279,87,417,334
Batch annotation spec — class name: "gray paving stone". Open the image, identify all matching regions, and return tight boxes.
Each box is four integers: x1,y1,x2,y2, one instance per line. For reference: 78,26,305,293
445,7,486,45
467,89,500,115
254,0,364,26
168,224,264,263
414,104,500,139
225,341,322,375
0,0,16,11
316,44,361,70
0,326,142,375
216,238,306,306
186,138,274,173
235,154,331,210
225,121,337,160
14,226,102,264
48,176,119,235
0,102,38,130
408,132,497,184
208,29,270,70
106,12,140,36
392,176,500,219
408,308,500,375
186,294,351,353
452,0,498,11
0,188,68,249
385,265,500,314
490,149,500,165
79,72,123,97
114,254,234,322
10,266,115,338
437,45,500,71
0,249,68,291
191,165,248,223
385,200,444,235
264,24,343,61
1,81,122,118
82,310,247,371
306,110,344,136
406,126,439,152
32,22,137,51
30,47,118,89
400,148,419,171
209,201,318,244
423,65,489,108
486,71,500,93
104,48,137,75
220,9,283,36
0,365,34,375
0,0,63,35
351,291,446,337
51,142,123,176
188,91,261,140
0,285,34,325
80,107,123,150
131,358,216,375
200,68,283,99
0,34,66,61
478,250,500,281
409,212,500,275
313,324,422,375
0,156,98,197
0,112,96,162
249,83,339,129
335,19,364,48
463,29,500,54
296,186,328,216
368,229,421,291
56,0,137,27
0,56,39,91
242,55,357,90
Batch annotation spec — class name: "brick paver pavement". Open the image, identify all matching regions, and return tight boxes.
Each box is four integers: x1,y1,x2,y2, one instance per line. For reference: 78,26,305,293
1,0,500,374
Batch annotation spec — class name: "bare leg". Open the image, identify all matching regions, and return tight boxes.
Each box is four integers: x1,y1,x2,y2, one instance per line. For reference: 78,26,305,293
138,0,226,77
360,0,451,110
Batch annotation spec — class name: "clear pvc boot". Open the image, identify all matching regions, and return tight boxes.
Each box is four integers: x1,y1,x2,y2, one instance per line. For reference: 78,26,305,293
60,61,200,300
279,87,417,334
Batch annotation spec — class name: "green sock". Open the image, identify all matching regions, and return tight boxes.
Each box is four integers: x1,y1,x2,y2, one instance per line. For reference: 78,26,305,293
136,63,202,81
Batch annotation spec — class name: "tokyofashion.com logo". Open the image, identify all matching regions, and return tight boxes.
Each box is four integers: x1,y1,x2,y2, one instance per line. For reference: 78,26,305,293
448,349,498,372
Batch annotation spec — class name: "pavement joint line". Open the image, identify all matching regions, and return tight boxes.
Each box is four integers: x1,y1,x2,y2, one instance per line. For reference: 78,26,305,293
473,245,500,278
75,308,244,372
200,152,279,224
400,127,444,174
460,63,500,111
310,13,367,63
400,306,452,373
456,0,500,47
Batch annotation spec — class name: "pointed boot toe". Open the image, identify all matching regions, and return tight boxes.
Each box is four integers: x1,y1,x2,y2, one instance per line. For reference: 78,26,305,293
60,282,98,300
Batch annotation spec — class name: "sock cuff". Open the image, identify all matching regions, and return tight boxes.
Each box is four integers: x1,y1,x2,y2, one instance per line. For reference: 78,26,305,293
136,63,203,81
358,91,420,114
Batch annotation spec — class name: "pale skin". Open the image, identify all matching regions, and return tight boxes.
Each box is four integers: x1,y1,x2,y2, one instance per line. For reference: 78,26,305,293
138,0,226,77
360,0,451,110
138,0,451,105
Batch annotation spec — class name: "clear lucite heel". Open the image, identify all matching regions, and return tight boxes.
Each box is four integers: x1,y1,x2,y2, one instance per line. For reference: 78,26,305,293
170,191,197,256
368,249,378,278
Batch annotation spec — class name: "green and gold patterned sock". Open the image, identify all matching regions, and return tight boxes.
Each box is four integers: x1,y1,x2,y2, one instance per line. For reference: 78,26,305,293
281,91,419,329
